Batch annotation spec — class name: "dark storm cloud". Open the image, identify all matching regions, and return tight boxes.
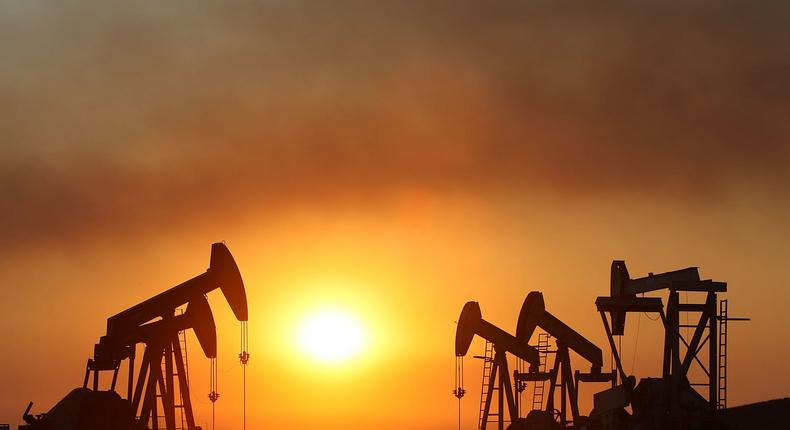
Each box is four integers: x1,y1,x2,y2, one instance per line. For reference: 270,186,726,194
1,0,789,247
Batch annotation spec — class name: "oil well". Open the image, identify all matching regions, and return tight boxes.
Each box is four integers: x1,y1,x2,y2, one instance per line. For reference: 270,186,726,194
18,243,251,430
453,260,750,430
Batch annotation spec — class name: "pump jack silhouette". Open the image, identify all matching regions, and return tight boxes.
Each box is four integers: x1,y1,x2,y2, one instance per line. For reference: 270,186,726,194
20,243,248,430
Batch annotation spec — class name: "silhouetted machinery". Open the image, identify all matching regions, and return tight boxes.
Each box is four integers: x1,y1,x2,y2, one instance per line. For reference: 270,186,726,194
515,292,614,429
594,260,746,430
455,302,540,430
20,243,248,430
455,260,746,430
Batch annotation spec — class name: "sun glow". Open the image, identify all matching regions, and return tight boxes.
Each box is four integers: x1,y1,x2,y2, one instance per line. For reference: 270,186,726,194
296,308,367,363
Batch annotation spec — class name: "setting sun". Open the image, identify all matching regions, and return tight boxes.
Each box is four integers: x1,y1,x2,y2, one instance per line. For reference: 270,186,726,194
296,308,367,363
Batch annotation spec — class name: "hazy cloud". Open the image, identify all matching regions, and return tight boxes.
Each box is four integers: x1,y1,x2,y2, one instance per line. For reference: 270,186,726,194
2,0,789,247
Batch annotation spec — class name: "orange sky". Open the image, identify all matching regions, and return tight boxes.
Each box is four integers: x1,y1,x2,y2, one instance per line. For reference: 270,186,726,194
1,1,790,429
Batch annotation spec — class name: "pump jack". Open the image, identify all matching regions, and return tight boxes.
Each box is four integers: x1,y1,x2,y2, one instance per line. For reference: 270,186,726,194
454,261,746,430
514,292,614,429
21,243,248,430
455,301,540,430
594,260,745,430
